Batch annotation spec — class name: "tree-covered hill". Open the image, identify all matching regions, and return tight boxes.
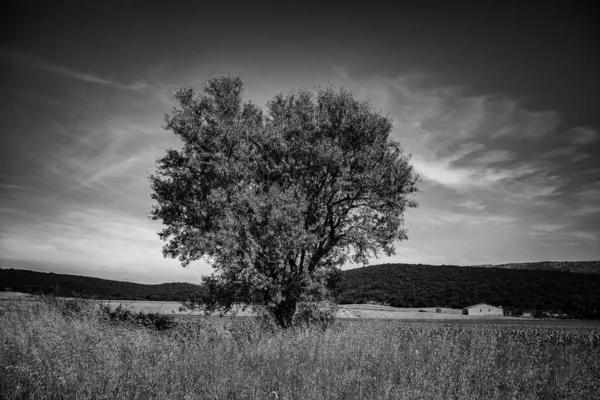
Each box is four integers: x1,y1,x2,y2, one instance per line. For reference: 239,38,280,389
339,263,600,318
0,268,206,301
3,262,599,318
468,261,600,274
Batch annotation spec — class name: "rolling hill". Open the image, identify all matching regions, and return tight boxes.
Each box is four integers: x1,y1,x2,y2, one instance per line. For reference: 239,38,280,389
339,263,600,318
2,260,600,318
0,268,206,301
467,261,600,274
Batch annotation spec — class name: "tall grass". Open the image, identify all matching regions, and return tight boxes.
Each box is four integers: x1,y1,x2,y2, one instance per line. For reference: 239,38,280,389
1,297,599,399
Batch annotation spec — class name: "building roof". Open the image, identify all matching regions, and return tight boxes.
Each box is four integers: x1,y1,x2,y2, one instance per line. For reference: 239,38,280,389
462,303,502,310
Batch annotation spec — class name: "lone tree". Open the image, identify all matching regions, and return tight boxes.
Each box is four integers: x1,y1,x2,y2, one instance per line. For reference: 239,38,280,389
150,75,419,327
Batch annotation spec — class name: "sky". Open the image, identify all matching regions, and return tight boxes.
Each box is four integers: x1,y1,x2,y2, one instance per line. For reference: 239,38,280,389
1,1,598,284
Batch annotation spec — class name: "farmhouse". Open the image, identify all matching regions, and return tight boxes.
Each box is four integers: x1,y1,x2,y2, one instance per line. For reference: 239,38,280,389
462,303,503,316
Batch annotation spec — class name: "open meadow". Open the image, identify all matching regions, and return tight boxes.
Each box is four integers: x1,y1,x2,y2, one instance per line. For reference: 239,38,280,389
5,295,512,320
1,295,599,399
0,293,510,319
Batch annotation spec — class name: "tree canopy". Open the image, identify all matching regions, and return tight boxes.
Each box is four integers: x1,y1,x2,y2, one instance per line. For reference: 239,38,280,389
149,75,419,327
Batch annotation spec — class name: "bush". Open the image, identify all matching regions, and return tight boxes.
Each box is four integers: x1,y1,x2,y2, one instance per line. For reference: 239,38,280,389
98,303,178,331
36,295,97,319
511,308,524,317
292,301,338,330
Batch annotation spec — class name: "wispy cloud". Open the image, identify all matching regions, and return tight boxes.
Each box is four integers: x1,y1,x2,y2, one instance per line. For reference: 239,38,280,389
0,48,147,90
459,200,485,211
411,155,555,197
529,223,564,236
0,206,212,282
333,71,587,205
66,154,142,192
528,223,598,244
566,126,599,146
0,184,29,191
410,158,473,187
541,127,596,162
568,231,599,242
576,184,600,202
471,150,515,164
416,208,516,227
331,69,599,260
567,204,600,217
545,146,577,158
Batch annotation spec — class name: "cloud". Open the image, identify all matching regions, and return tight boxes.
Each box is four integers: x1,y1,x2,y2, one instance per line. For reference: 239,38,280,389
541,128,596,163
440,213,515,226
0,74,193,280
528,223,599,244
0,206,213,282
66,154,142,192
416,208,515,227
366,245,449,266
576,185,600,202
569,153,590,163
471,150,515,164
459,200,485,210
0,184,29,190
568,231,599,242
487,106,559,140
543,146,589,163
529,223,564,235
567,204,600,217
329,69,600,262
410,158,472,187
411,154,555,198
566,126,599,145
333,72,584,207
39,112,167,201
544,146,577,158
0,48,147,90
566,184,600,217
379,73,561,142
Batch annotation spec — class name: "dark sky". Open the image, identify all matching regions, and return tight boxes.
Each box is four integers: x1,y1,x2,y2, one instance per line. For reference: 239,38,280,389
1,1,598,283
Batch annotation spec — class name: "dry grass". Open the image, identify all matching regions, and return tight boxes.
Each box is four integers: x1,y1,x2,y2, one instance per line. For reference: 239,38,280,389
1,297,599,399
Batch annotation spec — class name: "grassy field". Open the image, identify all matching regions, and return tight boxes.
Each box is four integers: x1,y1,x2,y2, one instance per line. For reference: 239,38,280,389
0,295,511,320
92,301,494,319
1,296,599,399
0,292,588,322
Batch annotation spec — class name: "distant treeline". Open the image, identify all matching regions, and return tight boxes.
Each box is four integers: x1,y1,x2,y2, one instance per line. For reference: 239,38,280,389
467,260,600,274
3,264,600,318
338,264,600,318
0,269,206,302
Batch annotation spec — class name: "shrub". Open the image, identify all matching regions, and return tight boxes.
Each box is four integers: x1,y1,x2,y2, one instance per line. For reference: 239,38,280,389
98,303,178,331
292,301,338,330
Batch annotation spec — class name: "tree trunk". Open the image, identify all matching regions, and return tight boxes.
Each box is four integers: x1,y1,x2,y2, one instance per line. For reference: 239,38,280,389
272,297,298,328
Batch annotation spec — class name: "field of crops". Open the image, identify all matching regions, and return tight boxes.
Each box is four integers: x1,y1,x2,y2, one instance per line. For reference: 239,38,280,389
1,297,599,399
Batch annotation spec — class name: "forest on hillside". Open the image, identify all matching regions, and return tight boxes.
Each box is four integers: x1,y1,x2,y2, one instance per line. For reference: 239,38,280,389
468,260,600,274
338,264,600,318
0,269,206,301
3,264,600,318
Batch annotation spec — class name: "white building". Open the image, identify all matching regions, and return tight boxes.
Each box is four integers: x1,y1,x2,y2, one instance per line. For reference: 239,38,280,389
462,303,503,316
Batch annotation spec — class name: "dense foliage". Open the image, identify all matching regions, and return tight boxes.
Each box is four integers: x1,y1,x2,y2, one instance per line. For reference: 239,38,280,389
0,268,206,301
149,75,419,327
339,263,600,318
98,303,178,331
471,260,600,274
